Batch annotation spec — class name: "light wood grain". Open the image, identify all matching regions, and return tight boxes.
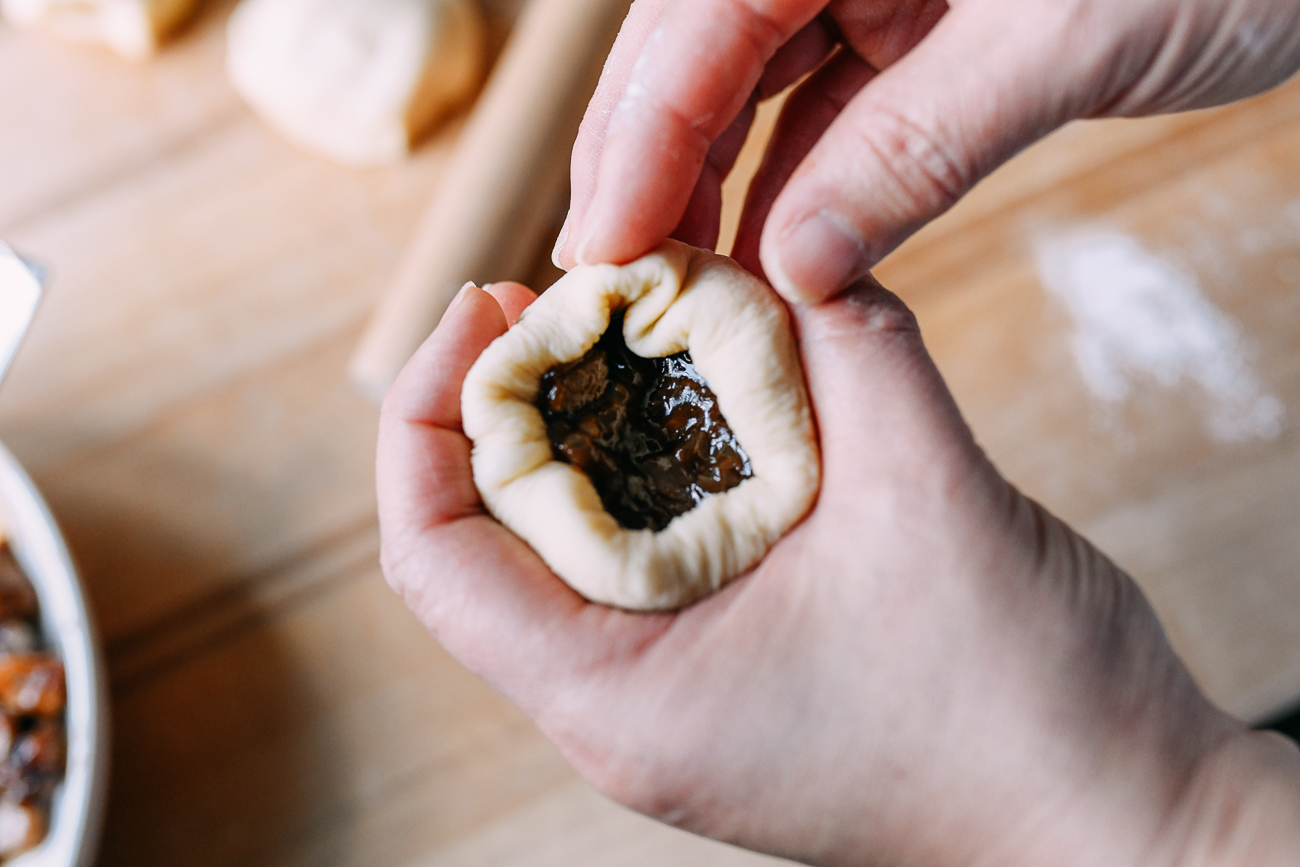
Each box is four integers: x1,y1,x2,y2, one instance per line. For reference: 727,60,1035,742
875,92,1300,721
0,2,1299,864
349,0,633,399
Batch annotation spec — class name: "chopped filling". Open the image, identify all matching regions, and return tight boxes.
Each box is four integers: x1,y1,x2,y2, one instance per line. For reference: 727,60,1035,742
0,542,64,859
537,311,753,531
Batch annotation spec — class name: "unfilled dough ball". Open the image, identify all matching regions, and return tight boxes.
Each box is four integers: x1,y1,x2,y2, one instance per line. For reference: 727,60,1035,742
226,0,484,166
0,0,198,60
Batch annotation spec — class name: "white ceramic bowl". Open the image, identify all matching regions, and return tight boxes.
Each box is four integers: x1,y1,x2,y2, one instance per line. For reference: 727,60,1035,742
0,441,107,867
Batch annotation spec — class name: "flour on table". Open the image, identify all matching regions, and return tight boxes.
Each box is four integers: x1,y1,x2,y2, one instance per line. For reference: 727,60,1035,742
1035,230,1284,442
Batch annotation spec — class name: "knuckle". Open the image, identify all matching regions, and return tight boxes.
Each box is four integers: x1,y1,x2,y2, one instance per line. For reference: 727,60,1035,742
851,103,972,214
839,279,921,336
541,705,697,823
585,754,689,821
378,531,430,609
723,0,786,62
869,301,922,336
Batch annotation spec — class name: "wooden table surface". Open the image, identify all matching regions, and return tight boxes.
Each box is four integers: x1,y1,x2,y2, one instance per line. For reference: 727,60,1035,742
2,2,1299,864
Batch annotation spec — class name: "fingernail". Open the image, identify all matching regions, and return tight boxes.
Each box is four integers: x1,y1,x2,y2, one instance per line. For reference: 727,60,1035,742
440,281,477,323
551,213,571,269
765,212,869,304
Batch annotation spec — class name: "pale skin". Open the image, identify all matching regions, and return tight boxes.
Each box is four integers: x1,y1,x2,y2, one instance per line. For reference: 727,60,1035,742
552,0,1300,301
380,0,1300,862
378,280,1300,867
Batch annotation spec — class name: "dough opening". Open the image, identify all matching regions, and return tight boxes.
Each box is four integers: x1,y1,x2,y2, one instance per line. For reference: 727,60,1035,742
536,308,753,532
461,241,820,610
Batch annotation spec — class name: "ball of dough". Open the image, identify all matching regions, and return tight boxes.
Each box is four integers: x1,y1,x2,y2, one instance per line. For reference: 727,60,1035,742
0,0,197,60
461,242,821,611
226,0,484,166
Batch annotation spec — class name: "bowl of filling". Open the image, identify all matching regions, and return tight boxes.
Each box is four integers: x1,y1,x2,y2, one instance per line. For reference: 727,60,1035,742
0,439,108,866
0,244,107,865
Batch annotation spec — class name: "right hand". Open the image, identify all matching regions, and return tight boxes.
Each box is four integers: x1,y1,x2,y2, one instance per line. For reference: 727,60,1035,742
553,0,1300,302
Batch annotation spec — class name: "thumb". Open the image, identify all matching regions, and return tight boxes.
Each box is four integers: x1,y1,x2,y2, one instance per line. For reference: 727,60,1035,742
760,3,1099,304
790,276,986,486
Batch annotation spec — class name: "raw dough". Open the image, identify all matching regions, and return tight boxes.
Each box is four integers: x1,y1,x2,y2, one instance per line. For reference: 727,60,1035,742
0,0,197,60
462,242,821,610
226,0,484,166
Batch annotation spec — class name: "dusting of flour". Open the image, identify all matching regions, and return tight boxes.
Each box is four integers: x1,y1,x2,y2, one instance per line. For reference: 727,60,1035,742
1035,230,1284,442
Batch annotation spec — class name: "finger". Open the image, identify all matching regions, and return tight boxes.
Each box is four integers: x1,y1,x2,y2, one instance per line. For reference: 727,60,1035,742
668,15,840,253
484,281,538,327
378,285,508,536
733,0,942,275
759,3,1094,304
553,0,669,269
789,277,981,487
381,285,505,429
376,288,586,701
825,0,946,70
668,97,758,251
572,0,828,267
557,11,838,267
731,47,876,276
376,285,672,716
758,13,840,97
789,277,1021,602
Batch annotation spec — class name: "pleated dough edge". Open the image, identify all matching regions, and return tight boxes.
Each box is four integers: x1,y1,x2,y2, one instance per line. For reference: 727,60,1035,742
461,241,820,610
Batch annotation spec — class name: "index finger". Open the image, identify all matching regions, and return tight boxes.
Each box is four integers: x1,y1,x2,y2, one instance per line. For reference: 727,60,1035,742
566,0,827,268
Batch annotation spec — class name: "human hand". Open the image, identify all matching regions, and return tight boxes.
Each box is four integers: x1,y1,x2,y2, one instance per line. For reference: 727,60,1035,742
551,0,1300,302
376,278,1300,866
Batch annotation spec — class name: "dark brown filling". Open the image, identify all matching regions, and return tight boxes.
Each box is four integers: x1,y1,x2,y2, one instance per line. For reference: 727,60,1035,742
537,311,753,531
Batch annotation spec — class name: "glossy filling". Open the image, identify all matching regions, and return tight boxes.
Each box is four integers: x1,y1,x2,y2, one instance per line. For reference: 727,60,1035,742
537,311,753,531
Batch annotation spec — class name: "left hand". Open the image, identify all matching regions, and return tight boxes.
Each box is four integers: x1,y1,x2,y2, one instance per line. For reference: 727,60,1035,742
374,278,1278,867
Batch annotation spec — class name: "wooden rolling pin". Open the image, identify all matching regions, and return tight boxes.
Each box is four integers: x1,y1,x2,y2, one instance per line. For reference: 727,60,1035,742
349,0,633,401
